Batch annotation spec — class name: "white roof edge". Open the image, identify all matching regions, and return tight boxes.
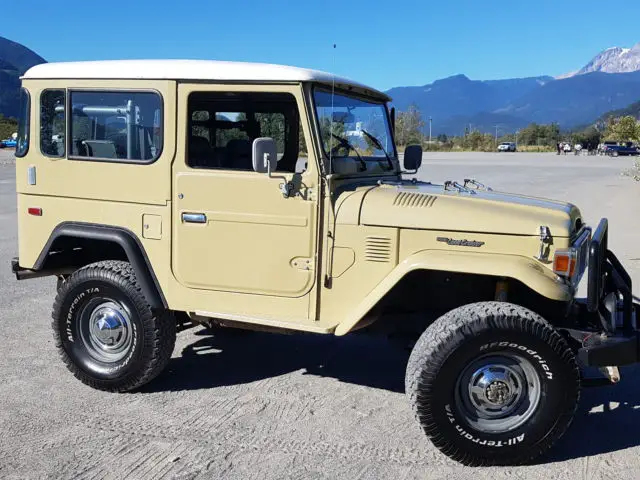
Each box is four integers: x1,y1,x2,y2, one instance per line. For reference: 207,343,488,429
22,59,390,101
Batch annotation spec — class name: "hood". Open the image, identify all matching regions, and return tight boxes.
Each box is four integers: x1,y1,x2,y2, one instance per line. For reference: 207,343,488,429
351,182,581,237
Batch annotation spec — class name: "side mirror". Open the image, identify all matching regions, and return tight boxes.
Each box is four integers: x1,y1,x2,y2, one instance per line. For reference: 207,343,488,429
252,137,277,174
403,144,422,173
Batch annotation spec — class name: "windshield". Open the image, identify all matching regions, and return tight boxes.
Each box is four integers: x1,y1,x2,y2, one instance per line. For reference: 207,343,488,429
313,88,396,173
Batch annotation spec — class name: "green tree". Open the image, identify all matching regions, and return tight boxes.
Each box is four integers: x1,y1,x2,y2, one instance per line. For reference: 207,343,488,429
573,125,602,148
514,123,560,147
298,120,307,154
462,130,494,151
395,104,425,146
604,115,640,142
0,114,18,141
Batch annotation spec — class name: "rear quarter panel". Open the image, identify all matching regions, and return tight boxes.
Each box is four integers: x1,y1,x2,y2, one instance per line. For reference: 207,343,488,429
16,79,176,295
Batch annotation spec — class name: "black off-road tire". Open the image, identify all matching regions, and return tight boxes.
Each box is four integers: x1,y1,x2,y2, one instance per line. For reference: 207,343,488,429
405,302,580,466
52,260,176,392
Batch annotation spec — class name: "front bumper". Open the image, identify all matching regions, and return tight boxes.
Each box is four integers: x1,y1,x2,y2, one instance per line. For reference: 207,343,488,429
573,218,640,367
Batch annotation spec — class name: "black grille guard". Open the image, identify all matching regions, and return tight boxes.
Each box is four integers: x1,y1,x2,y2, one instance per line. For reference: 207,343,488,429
587,219,635,334
577,218,640,368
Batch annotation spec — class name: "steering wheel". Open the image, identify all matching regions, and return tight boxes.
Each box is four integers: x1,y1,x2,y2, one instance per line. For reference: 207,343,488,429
330,133,351,156
329,133,366,171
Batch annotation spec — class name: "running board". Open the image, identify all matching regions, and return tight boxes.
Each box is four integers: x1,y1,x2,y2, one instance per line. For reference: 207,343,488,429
192,310,334,334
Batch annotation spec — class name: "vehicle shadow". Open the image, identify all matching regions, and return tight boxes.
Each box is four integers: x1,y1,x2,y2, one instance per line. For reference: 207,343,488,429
140,327,410,394
543,364,640,462
141,327,640,462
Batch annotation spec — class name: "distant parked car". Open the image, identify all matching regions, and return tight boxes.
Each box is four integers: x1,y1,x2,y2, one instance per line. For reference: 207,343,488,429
603,142,639,157
0,139,17,148
497,141,516,152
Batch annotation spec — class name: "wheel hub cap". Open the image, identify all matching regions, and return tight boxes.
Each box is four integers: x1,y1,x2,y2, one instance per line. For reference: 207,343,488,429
91,307,126,348
455,353,542,433
81,300,133,362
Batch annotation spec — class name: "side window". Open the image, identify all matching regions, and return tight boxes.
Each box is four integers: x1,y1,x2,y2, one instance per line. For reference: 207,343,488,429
187,92,304,173
15,88,30,158
40,89,66,157
69,91,162,162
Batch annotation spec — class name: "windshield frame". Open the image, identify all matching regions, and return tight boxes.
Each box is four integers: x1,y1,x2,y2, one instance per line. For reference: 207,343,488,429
15,87,30,158
311,85,398,175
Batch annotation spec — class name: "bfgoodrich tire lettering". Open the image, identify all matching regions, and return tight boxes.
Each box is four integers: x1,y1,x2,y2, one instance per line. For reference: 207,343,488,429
52,260,175,392
405,302,580,466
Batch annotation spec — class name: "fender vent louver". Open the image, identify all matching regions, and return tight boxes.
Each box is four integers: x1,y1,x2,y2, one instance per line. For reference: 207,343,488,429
365,236,392,263
393,192,437,207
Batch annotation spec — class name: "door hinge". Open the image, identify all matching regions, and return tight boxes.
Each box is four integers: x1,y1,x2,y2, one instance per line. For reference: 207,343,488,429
291,257,314,271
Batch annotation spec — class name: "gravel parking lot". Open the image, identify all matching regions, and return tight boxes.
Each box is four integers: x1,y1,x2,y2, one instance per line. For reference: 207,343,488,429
1,149,640,480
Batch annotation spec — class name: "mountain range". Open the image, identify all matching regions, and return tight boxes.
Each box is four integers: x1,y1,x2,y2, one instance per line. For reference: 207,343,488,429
386,43,640,135
0,36,46,118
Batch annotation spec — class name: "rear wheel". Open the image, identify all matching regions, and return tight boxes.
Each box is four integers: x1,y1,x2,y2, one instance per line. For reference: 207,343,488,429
52,260,175,392
405,302,580,466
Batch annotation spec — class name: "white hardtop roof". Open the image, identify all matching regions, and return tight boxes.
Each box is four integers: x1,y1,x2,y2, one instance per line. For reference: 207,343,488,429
23,59,390,101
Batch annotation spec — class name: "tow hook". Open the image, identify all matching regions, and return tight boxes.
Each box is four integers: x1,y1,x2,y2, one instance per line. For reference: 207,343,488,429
599,366,621,384
582,366,622,387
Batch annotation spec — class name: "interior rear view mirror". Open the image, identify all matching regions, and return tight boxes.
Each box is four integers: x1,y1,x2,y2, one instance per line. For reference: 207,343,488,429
403,145,423,173
332,111,355,124
252,137,277,174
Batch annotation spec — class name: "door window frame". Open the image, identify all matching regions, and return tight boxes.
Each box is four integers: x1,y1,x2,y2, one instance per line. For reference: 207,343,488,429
178,82,319,180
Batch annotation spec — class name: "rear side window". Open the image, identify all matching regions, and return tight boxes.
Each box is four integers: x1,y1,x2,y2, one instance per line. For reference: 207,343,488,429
70,91,162,162
40,89,66,157
15,88,30,157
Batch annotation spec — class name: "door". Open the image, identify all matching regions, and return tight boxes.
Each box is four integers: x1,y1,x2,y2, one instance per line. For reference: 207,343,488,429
172,84,319,298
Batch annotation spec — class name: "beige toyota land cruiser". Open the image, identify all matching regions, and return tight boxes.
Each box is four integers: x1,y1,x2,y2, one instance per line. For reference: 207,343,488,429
11,59,640,466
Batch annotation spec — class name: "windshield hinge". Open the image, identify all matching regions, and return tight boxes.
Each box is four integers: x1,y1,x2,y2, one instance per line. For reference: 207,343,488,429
291,257,314,271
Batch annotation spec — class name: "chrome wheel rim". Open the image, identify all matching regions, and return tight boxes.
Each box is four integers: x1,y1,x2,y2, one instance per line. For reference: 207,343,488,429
80,300,133,363
454,353,541,433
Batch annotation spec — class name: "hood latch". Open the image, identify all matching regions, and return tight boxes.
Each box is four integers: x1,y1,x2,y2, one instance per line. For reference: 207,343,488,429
464,179,493,191
444,181,476,195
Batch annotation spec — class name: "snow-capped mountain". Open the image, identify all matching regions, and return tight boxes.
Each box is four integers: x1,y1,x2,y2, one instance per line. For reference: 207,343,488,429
570,43,640,76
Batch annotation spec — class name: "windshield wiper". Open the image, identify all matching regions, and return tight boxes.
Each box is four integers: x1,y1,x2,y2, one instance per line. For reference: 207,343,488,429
360,129,395,171
330,133,367,171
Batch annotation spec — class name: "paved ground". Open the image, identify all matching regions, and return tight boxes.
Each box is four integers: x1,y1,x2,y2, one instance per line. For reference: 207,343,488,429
1,150,640,480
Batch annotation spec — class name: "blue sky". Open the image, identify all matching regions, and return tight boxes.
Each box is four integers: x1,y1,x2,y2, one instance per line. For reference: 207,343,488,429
6,0,640,91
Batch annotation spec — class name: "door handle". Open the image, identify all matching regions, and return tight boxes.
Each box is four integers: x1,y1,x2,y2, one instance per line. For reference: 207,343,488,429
182,213,207,224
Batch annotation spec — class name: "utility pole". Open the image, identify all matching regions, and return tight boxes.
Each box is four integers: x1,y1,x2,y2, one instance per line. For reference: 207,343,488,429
515,130,519,149
429,116,432,144
494,125,499,145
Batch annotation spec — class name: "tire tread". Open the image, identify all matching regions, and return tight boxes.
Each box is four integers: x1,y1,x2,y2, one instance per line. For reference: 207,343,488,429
52,260,176,392
405,301,580,466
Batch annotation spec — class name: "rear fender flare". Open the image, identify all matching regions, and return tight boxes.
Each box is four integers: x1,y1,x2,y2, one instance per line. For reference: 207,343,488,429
35,222,166,309
333,249,571,336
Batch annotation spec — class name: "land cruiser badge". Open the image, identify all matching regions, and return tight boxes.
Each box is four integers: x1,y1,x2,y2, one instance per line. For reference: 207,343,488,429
437,237,485,247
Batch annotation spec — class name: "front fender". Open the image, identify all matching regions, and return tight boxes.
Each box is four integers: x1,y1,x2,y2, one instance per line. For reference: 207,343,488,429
333,249,571,335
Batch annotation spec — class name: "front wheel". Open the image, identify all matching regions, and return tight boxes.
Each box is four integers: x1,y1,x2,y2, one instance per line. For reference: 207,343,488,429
405,302,580,466
52,260,176,392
